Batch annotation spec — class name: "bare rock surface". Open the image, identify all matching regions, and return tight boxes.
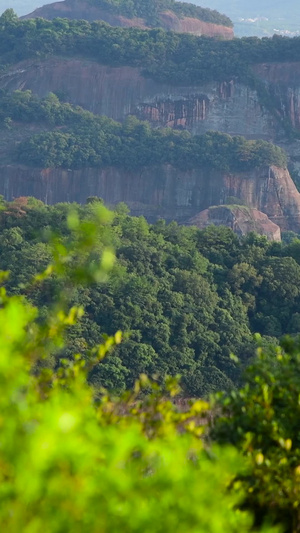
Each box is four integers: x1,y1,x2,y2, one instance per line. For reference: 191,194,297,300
0,59,279,138
187,205,281,241
0,164,299,232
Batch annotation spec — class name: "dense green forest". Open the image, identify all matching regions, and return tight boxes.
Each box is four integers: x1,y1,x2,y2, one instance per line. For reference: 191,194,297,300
0,90,287,170
1,196,300,396
0,200,299,532
86,0,233,27
0,10,299,86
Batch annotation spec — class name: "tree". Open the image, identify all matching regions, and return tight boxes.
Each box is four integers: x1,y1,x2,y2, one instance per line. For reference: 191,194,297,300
213,336,300,532
0,205,276,533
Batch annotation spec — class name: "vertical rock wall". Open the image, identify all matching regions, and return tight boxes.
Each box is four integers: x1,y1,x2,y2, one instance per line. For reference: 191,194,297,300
0,164,299,231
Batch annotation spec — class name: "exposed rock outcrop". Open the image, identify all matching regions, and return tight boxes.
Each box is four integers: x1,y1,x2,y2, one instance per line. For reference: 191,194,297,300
253,62,300,130
3,59,299,141
0,59,280,138
22,0,234,39
3,57,300,178
187,205,281,241
0,164,299,232
1,58,300,231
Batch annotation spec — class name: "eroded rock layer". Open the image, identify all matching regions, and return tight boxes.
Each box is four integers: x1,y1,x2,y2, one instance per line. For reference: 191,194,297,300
0,59,278,139
0,164,299,232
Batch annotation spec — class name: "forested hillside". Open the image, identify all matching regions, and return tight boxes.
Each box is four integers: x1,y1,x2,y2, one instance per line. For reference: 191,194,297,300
2,197,300,396
1,11,300,144
0,90,287,170
82,0,232,27
0,11,299,85
0,201,297,533
2,5,300,529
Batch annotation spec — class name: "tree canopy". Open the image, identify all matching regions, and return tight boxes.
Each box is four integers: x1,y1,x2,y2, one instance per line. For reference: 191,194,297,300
0,205,277,532
0,12,299,86
0,196,299,532
1,198,300,396
86,0,233,27
0,90,288,170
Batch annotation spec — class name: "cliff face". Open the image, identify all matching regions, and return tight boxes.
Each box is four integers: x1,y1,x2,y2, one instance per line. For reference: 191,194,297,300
0,58,280,138
1,164,299,232
22,0,234,39
253,63,300,130
3,59,300,141
2,58,300,233
3,57,300,178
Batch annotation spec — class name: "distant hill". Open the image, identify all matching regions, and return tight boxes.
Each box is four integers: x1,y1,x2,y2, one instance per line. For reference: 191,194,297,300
20,0,233,39
196,0,300,36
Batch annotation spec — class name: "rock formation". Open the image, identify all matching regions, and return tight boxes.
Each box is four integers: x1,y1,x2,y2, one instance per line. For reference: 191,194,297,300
187,205,281,241
3,57,300,180
22,0,234,39
1,59,297,140
253,62,300,131
0,164,299,233
2,57,300,171
1,44,300,235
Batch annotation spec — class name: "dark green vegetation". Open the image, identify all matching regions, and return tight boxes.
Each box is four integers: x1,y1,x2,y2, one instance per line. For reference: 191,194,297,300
213,337,300,532
2,196,300,397
0,10,299,86
0,201,300,532
1,7,300,532
86,0,233,27
0,203,279,532
1,9,299,136
0,90,287,170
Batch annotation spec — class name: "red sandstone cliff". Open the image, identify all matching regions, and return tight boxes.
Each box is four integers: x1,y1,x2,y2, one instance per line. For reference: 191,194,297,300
22,0,234,39
187,206,281,241
1,58,299,140
0,164,299,233
2,57,299,179
1,58,300,233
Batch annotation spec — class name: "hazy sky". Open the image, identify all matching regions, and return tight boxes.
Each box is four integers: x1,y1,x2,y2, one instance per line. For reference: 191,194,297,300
0,1,43,16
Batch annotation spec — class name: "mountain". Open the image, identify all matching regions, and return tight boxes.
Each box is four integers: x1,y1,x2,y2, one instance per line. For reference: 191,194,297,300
21,0,233,39
0,11,300,236
196,0,300,37
1,17,299,179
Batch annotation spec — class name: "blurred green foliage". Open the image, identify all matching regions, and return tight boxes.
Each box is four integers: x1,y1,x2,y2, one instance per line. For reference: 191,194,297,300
0,203,277,533
213,336,300,532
